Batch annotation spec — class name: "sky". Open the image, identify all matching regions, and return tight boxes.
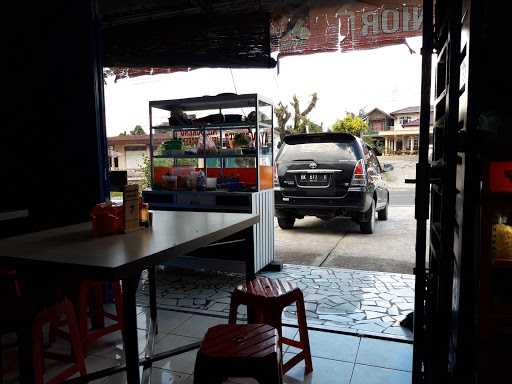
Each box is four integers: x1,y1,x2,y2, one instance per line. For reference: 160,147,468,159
104,36,423,136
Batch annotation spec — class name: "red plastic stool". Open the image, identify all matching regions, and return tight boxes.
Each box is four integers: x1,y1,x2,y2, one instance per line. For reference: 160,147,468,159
194,324,282,384
77,280,124,350
49,281,123,352
228,276,313,374
32,298,87,384
0,267,21,297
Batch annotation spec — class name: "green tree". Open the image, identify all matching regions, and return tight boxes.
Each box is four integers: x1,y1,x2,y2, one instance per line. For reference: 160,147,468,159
130,125,146,135
141,154,152,189
331,113,368,137
299,118,323,133
119,131,128,136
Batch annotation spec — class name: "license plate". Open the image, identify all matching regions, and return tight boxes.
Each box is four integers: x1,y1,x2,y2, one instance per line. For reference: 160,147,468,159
299,173,329,185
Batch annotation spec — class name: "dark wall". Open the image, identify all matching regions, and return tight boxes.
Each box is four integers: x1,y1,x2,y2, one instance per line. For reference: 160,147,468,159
4,1,107,230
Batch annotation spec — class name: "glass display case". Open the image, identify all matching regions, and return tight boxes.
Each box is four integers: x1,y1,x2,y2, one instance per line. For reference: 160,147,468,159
145,94,273,202
142,94,275,274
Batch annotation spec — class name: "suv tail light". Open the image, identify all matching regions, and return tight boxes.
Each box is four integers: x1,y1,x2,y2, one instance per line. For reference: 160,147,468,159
273,164,279,186
350,159,367,187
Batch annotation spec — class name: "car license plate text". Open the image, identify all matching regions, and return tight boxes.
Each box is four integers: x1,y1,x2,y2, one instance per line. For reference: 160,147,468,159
300,173,329,183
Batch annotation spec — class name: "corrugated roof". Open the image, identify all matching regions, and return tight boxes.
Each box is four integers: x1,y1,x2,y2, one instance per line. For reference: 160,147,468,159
390,105,434,115
107,134,170,145
390,106,420,115
366,108,394,120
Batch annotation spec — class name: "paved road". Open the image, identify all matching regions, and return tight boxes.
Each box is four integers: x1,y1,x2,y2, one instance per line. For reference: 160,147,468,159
389,189,415,206
275,189,416,274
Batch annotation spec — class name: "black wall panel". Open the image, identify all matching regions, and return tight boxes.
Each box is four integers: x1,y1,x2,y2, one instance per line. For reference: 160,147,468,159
4,1,107,231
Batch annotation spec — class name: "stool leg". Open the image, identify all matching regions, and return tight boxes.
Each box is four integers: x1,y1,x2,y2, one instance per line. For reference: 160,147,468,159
113,281,124,328
254,354,283,384
48,318,58,344
91,284,105,330
193,354,224,384
228,297,239,324
261,307,285,365
78,283,89,346
295,294,313,374
32,313,46,384
62,300,87,377
0,336,3,384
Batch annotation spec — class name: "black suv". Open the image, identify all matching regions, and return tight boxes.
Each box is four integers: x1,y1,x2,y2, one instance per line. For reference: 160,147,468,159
274,133,392,234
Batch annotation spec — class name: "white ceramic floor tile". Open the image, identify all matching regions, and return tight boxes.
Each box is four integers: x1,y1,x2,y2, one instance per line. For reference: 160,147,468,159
356,338,413,372
153,334,201,374
171,314,227,338
96,367,193,384
85,354,123,374
155,334,201,355
153,349,198,375
87,329,149,361
137,309,193,337
283,353,354,384
43,360,78,382
350,364,412,384
293,330,360,362
42,354,120,384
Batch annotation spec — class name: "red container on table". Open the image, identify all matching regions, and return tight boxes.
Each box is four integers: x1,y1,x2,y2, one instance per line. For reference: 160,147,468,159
90,202,124,236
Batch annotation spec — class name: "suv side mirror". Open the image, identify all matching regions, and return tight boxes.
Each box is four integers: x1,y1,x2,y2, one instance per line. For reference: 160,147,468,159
382,163,394,172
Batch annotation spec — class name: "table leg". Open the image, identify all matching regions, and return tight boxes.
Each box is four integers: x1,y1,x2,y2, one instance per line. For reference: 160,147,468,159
244,227,256,281
90,285,106,330
148,266,157,332
242,227,257,323
17,326,34,384
122,273,141,384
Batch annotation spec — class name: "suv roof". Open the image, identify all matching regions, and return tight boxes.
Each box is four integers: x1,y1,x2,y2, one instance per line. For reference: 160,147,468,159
283,132,358,145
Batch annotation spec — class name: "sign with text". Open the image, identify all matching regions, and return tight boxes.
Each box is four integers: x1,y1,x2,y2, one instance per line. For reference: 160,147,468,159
123,184,140,233
271,1,423,57
489,162,512,193
175,130,255,146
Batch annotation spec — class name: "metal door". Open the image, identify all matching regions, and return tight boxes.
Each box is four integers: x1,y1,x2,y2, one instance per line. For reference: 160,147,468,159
413,0,465,383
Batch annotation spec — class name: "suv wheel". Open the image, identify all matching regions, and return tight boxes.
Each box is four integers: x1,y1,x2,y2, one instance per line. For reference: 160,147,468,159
278,217,295,230
378,203,388,221
360,200,376,234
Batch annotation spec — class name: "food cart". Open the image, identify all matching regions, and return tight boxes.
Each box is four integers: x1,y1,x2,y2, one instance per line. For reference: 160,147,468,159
143,93,275,273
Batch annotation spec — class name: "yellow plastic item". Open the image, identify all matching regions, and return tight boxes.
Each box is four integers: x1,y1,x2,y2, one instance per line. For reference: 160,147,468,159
493,223,512,260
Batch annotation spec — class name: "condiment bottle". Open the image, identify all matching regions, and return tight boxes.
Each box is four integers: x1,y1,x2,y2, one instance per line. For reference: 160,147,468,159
139,195,149,227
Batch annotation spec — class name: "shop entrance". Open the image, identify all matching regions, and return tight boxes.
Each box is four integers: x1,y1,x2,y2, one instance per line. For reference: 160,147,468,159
103,1,424,343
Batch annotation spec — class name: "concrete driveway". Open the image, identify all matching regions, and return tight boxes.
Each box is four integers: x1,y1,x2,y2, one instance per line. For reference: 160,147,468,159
275,190,416,274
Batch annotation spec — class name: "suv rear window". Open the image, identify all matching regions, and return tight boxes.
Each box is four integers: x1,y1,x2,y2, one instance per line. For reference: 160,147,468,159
278,141,358,162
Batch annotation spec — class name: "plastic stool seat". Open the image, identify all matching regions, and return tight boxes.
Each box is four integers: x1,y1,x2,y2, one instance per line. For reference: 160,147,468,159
194,324,282,384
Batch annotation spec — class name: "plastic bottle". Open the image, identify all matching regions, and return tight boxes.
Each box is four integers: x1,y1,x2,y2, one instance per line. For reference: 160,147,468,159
197,170,207,191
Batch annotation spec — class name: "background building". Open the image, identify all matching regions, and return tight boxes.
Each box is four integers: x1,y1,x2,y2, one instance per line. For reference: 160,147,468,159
366,106,434,154
108,134,168,184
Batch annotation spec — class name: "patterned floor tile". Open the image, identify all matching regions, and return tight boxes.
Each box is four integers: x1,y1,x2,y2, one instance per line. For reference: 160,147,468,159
137,264,414,340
